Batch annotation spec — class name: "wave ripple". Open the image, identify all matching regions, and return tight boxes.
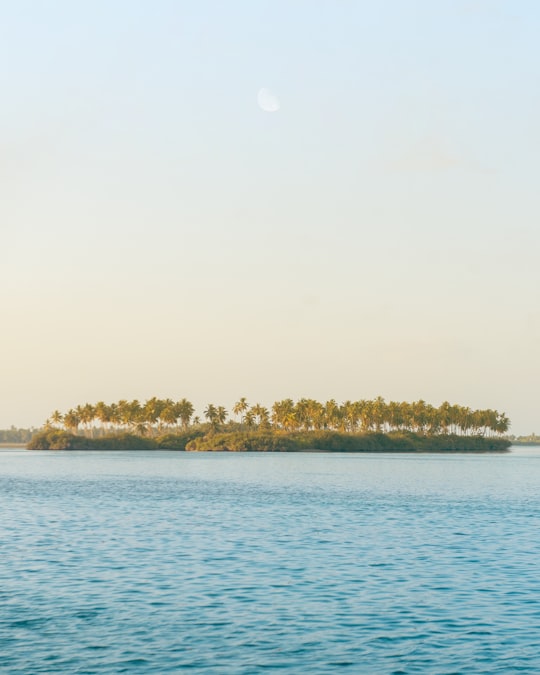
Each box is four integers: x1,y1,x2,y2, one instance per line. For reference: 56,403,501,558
1,449,540,673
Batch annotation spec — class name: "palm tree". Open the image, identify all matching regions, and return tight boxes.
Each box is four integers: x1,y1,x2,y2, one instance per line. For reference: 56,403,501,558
359,400,374,432
204,404,218,430
341,401,359,433
63,409,80,434
143,397,164,436
94,401,111,435
233,398,249,425
412,400,429,434
311,403,325,430
372,396,386,432
306,399,324,430
495,412,510,435
324,400,340,430
216,406,228,428
244,410,256,429
80,403,96,437
485,409,499,436
272,399,296,430
387,401,402,432
295,399,312,431
437,401,451,435
258,407,270,429
425,403,438,434
108,402,120,433
251,404,269,429
75,405,88,435
117,400,131,431
50,410,63,429
134,421,149,436
176,398,194,431
160,401,178,430
283,410,298,431
399,401,413,432
459,406,473,436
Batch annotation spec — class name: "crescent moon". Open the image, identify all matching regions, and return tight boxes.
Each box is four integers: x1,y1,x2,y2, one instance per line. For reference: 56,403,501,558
257,88,280,113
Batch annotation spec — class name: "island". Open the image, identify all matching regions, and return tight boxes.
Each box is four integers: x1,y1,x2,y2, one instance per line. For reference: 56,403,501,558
26,396,511,452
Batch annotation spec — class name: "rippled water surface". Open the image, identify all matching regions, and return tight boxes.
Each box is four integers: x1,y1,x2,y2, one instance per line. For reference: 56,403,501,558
1,447,540,673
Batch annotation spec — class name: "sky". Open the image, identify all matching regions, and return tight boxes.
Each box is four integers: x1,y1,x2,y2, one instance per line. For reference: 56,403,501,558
1,0,539,433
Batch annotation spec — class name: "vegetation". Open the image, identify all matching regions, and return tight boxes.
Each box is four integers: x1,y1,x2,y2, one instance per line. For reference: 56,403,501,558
506,433,540,446
27,428,510,453
0,427,37,444
42,396,510,437
26,396,512,452
185,430,509,453
29,431,158,451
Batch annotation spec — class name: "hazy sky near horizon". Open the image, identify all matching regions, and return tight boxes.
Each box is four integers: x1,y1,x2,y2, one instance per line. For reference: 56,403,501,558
2,0,539,433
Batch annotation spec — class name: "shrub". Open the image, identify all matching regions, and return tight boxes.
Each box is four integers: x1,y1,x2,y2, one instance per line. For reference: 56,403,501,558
157,430,205,450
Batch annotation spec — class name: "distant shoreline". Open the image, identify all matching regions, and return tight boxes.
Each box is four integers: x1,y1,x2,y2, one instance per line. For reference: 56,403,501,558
508,441,540,446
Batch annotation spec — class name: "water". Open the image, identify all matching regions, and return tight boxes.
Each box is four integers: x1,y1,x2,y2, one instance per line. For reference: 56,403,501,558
1,447,540,673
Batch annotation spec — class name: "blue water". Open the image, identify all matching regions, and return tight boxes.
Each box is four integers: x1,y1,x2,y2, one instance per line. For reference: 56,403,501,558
1,448,540,674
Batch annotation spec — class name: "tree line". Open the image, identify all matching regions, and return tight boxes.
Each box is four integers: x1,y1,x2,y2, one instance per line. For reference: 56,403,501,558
45,396,510,438
0,427,36,443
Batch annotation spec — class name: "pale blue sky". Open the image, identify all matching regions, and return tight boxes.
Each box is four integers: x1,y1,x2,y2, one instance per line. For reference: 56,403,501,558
2,1,539,432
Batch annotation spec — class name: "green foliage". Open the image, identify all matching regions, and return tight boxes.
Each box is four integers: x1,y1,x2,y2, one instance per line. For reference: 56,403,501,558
157,430,205,450
88,434,159,451
36,395,512,453
28,430,78,450
186,431,297,452
27,428,510,453
28,430,159,451
184,430,511,453
385,432,510,453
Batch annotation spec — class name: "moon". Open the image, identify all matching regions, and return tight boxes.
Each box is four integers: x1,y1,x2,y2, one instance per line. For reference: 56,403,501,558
257,88,280,112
